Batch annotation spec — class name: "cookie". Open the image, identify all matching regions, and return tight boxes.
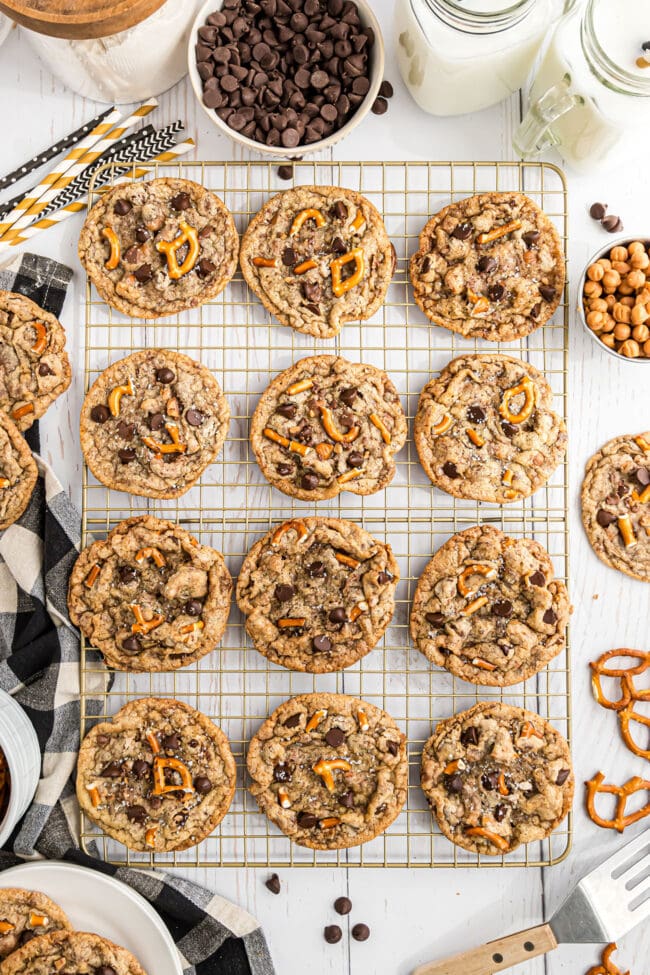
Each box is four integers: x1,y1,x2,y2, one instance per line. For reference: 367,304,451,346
0,890,71,960
581,432,650,583
78,177,239,319
250,355,407,500
410,191,564,341
247,693,407,850
0,413,37,531
240,185,395,339
410,526,571,686
68,516,232,671
80,349,229,499
0,932,145,975
420,701,574,856
414,353,567,503
0,291,71,431
236,517,399,673
76,697,236,853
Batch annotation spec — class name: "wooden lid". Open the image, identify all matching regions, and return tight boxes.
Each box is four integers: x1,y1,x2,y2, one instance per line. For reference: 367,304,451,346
0,0,168,39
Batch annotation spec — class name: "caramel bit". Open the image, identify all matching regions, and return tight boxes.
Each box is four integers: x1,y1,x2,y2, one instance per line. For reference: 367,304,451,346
467,428,484,447
335,551,361,569
313,758,352,792
102,226,121,269
11,403,34,420
152,755,194,796
369,412,391,444
156,220,200,279
31,321,47,354
465,826,509,851
471,656,496,671
499,376,536,424
86,784,101,807
272,519,309,545
330,247,365,296
305,708,327,732
107,378,134,417
316,441,334,460
290,208,326,235
431,414,453,435
130,604,164,634
320,406,359,443
278,787,291,809
145,825,158,848
476,219,522,245
135,547,166,567
460,596,488,617
277,616,306,629
286,378,313,395
457,563,497,597
586,770,650,832
337,468,363,484
263,426,311,456
84,563,101,589
618,514,636,549
252,256,277,268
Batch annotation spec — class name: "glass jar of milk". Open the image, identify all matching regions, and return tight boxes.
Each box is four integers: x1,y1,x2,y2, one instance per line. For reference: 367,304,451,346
395,0,567,116
514,0,650,172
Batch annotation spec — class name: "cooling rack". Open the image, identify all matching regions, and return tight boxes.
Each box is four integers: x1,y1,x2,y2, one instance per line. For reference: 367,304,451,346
80,159,571,869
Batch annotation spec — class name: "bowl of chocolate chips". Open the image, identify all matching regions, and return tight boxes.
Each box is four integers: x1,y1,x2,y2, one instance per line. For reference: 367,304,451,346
189,0,384,157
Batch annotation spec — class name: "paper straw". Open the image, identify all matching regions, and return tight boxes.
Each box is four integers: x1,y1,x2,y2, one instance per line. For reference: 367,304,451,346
0,99,159,243
3,139,196,252
0,106,114,193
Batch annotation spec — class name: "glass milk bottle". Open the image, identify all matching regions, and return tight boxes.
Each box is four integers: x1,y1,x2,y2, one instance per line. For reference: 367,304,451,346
395,0,567,116
514,0,650,172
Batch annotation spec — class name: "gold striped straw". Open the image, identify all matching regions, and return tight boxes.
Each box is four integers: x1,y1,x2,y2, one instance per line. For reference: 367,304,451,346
0,99,158,245
2,140,196,253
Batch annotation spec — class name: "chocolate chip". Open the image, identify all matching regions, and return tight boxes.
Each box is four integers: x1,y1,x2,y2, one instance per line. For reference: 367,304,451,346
347,451,364,468
156,367,175,384
334,896,352,915
184,599,203,616
501,420,517,437
133,263,153,283
281,247,297,267
371,96,388,115
301,472,319,491
307,561,327,578
118,565,138,584
329,607,347,624
38,362,53,376
283,713,301,728
481,772,499,791
275,584,295,603
117,420,134,440
331,235,347,254
302,281,321,303
135,225,152,243
171,191,191,211
312,634,332,652
273,763,293,783
494,803,507,822
539,284,556,302
265,873,281,894
161,733,180,751
324,925,342,944
325,727,345,747
196,259,216,279
460,726,479,746
425,611,445,626
522,230,540,248
478,255,497,273
278,165,294,180
493,600,512,618
123,245,140,264
96,967,117,975
194,776,212,794
352,924,370,942
132,759,150,777
186,409,204,427
636,467,650,486
602,215,623,233
339,387,357,406
90,404,110,424
451,223,472,240
121,635,142,656
442,461,459,478
530,302,541,319
114,199,132,216
589,202,607,220
118,448,136,464
18,931,37,946
379,79,394,98
297,811,317,828
487,283,505,301
100,761,122,777
543,609,557,625
528,570,546,586
339,790,354,807
466,405,486,423
277,463,293,476
125,804,147,824
556,768,570,786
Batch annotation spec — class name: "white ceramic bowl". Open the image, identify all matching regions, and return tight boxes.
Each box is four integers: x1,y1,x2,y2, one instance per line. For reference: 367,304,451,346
188,0,385,158
0,689,41,848
578,236,650,365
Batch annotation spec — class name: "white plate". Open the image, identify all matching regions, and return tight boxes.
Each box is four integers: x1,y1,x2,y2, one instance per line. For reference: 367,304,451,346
0,861,183,975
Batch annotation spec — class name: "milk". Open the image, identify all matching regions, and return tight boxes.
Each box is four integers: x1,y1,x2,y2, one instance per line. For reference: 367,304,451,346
395,0,561,116
520,0,650,172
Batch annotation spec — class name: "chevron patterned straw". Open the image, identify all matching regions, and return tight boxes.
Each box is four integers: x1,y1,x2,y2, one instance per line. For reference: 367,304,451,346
2,139,196,253
0,99,158,244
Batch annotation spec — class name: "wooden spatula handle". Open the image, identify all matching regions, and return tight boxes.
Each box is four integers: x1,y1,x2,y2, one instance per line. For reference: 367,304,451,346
412,923,558,975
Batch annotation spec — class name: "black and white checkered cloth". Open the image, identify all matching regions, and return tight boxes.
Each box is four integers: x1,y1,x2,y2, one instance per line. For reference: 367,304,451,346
0,254,275,975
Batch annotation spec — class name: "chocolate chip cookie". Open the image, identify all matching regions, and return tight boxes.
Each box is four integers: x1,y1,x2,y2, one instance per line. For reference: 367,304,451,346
414,354,567,503
410,526,571,686
76,697,236,853
0,890,71,960
78,177,239,319
0,412,37,531
410,192,564,341
247,693,407,850
421,702,574,856
236,517,398,673
68,516,232,671
0,291,71,431
581,432,650,583
80,349,230,499
250,355,407,500
240,186,395,339
0,932,145,975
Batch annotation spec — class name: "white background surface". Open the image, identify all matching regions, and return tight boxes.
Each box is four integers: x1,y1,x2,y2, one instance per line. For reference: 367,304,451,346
0,2,649,973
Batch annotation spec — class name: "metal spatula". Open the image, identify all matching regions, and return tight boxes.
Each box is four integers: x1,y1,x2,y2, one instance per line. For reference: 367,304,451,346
413,830,650,975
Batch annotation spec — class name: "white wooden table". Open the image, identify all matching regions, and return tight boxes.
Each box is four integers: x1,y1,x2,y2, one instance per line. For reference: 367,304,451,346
1,3,649,972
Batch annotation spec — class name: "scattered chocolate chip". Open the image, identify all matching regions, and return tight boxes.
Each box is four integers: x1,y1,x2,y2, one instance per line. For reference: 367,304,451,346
478,255,497,273
135,225,152,243
283,713,301,728
522,230,540,248
331,235,347,254
273,762,293,783
156,367,175,384
339,790,354,808
276,402,297,419
275,584,295,602
313,634,332,652
161,733,180,751
118,448,136,464
602,214,623,233
329,607,347,624
38,362,53,376
589,202,607,220
307,560,327,578
196,259,216,279
90,404,110,424
194,776,213,794
334,896,352,915
125,804,147,824
379,79,394,98
636,467,650,486
425,611,445,626
324,925,342,944
325,727,345,747
460,726,479,747
301,472,319,491
377,570,393,584
132,759,150,777
146,412,164,431
121,635,142,656
451,223,472,240
528,570,546,586
494,803,508,822
446,773,463,793
352,923,370,942
297,811,317,828
277,463,293,476
133,263,153,283
118,565,138,584
539,284,556,302
265,873,281,895
123,245,140,264
114,199,132,216
171,191,191,211
543,609,557,625
347,450,364,468
481,771,499,791
282,246,297,267
339,387,357,406
487,283,505,301
466,405,486,423
100,761,122,777
186,409,204,427
184,599,203,616
556,768,570,786
442,461,459,478
492,600,512,618
501,420,517,437
278,164,294,180
530,302,541,319
371,96,388,115
117,420,134,440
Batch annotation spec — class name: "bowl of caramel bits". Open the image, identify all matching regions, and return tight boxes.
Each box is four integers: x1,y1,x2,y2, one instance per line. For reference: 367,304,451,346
580,238,650,362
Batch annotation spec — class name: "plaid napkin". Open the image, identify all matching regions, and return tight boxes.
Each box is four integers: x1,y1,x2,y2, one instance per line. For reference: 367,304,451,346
0,254,275,975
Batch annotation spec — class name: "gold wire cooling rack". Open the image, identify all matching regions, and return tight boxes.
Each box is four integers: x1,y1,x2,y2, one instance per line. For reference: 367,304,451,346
80,159,571,869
